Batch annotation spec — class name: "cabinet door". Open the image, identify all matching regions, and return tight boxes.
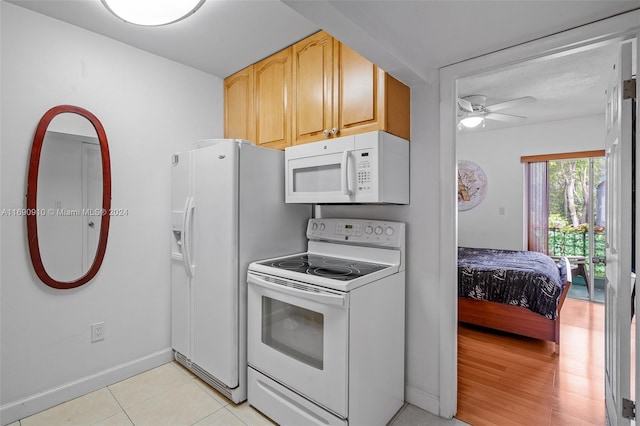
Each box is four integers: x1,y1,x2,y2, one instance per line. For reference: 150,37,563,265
335,44,386,138
253,48,292,150
224,65,254,142
385,74,411,141
292,31,334,145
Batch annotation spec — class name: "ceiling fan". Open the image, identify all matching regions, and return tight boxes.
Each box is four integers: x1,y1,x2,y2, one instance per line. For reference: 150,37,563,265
457,95,536,128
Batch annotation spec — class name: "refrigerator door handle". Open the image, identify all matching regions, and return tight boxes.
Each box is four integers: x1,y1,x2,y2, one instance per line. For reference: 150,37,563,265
183,196,195,278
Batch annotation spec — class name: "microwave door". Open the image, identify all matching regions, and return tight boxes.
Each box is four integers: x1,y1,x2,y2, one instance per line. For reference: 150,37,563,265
286,137,355,203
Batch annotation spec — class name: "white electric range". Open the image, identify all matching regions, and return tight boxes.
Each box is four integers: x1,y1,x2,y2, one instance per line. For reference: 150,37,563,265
246,218,406,426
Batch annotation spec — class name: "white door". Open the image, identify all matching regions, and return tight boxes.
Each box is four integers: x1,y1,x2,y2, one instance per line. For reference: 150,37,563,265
604,41,634,426
82,142,101,272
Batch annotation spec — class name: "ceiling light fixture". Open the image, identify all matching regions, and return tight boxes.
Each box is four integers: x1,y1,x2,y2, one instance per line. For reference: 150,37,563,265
460,115,484,128
101,0,206,26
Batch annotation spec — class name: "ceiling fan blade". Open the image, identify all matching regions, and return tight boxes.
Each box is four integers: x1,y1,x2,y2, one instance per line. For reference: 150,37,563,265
457,98,474,113
486,96,536,112
484,112,527,123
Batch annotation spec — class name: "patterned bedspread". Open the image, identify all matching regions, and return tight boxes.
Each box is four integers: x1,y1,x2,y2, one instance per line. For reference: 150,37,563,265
458,247,568,319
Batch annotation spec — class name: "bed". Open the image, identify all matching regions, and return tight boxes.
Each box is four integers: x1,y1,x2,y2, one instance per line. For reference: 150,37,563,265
457,247,572,351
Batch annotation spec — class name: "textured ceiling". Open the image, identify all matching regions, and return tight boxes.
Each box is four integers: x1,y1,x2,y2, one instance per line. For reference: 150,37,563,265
457,43,623,131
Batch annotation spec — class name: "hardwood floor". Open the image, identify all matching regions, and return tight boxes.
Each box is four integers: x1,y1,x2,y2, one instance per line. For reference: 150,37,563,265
456,298,607,425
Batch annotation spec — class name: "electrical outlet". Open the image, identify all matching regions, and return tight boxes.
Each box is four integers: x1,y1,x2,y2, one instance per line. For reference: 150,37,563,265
91,322,105,343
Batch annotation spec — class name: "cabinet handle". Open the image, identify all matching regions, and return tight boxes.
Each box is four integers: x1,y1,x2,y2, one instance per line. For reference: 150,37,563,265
323,129,330,137
331,127,339,135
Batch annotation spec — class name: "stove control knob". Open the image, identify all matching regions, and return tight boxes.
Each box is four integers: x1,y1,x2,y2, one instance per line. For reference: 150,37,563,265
365,225,373,234
311,222,318,231
385,227,394,236
374,226,383,235
319,223,326,231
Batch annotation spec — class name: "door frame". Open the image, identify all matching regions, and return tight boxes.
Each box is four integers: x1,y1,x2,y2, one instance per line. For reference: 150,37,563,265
438,10,640,418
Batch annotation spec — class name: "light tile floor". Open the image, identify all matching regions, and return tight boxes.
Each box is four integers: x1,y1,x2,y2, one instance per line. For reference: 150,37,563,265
10,362,467,426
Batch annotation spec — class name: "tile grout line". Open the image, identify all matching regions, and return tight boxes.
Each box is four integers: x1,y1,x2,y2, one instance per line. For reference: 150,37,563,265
106,385,135,426
227,406,252,426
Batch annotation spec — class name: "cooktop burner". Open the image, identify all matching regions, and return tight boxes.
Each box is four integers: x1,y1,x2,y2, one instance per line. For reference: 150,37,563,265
259,254,390,281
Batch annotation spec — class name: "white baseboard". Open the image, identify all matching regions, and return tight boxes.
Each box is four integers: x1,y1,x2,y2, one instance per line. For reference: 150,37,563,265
405,385,440,417
0,348,173,426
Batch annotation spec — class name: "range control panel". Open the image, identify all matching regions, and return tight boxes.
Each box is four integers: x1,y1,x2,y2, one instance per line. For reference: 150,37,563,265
307,218,405,247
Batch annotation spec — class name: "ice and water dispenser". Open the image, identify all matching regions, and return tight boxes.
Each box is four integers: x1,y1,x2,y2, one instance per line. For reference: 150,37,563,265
171,211,184,261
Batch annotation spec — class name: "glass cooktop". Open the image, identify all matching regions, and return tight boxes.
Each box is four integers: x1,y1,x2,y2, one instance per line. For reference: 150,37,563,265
258,254,390,282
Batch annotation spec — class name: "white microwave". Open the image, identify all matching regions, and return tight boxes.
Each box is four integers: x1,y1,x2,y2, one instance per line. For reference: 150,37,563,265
285,131,409,204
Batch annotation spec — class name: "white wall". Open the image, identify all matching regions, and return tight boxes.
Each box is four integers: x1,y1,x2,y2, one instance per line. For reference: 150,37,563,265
318,81,444,412
457,115,605,250
0,3,223,423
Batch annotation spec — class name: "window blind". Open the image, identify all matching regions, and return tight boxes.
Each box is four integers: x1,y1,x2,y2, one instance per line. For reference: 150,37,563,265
526,161,548,253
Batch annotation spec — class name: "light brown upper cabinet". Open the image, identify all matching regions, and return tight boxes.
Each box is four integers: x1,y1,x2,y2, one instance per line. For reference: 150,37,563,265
336,43,410,142
224,65,254,142
291,31,335,145
253,47,293,150
292,31,410,145
224,31,410,149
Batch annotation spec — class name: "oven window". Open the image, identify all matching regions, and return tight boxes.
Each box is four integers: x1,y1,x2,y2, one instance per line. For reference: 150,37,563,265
293,164,341,193
261,297,324,370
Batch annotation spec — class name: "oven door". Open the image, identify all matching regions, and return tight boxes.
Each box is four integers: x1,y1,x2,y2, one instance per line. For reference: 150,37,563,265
247,271,349,417
285,136,356,204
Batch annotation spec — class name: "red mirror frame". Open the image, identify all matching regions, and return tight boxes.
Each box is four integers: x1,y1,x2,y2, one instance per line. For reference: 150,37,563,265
26,105,112,289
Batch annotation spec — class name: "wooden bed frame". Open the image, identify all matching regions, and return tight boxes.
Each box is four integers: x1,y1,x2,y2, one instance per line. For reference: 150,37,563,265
458,257,572,352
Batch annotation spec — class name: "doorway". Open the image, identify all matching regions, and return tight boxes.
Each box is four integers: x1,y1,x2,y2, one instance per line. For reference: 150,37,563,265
548,156,607,303
439,11,639,421
455,45,612,421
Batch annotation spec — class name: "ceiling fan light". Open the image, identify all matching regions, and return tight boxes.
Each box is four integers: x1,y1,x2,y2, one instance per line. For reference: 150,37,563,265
101,0,205,26
460,116,484,128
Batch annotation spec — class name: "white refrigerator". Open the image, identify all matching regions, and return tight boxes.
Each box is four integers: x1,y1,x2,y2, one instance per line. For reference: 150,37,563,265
170,139,310,403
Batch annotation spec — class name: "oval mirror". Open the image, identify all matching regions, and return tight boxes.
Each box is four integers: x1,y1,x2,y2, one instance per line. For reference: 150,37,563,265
27,105,111,289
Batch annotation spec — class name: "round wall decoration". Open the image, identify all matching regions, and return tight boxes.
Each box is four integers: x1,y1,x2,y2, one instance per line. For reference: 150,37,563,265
457,160,488,211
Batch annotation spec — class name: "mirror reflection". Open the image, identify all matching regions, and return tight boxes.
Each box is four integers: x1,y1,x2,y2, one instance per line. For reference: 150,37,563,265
36,113,102,282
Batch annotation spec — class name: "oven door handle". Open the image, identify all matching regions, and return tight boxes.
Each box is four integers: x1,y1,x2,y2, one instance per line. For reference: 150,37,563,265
248,273,348,307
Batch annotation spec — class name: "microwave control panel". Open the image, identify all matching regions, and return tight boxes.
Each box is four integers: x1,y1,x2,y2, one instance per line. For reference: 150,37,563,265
355,150,373,193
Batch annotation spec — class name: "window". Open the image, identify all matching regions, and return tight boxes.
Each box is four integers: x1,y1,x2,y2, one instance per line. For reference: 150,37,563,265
522,150,605,254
